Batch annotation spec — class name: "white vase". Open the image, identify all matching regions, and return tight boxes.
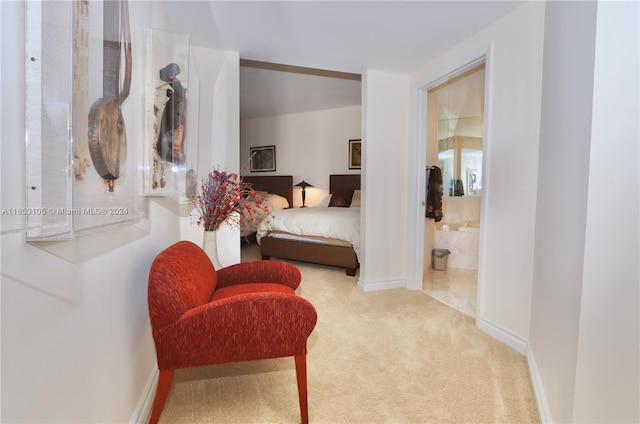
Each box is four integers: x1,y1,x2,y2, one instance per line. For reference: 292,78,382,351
202,230,223,270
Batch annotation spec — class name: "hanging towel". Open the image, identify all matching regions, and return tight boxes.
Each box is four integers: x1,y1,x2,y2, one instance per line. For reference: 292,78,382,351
426,166,443,222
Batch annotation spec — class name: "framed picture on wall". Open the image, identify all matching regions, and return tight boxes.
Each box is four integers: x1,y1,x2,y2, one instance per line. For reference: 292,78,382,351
250,145,276,172
349,139,362,169
466,168,479,196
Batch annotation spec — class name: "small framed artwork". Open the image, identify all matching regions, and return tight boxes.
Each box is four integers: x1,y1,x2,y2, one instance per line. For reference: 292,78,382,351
348,139,362,169
250,145,276,172
466,168,479,196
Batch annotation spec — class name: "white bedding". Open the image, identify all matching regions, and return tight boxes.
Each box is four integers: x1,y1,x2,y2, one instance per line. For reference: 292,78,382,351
256,206,361,260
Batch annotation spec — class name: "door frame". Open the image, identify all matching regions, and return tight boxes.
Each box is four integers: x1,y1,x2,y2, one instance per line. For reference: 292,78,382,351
407,45,492,321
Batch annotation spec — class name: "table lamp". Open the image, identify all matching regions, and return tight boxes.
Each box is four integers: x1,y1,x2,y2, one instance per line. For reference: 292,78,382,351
295,180,314,207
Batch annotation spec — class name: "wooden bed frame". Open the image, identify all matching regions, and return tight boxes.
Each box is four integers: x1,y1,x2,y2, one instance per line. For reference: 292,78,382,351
245,174,361,276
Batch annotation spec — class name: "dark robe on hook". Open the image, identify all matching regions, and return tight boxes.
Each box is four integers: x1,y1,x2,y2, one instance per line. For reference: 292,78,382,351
426,166,443,222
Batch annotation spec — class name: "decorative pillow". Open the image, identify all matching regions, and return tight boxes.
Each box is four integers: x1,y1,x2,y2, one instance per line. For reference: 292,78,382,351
328,190,354,207
266,193,289,210
319,194,332,207
350,190,361,207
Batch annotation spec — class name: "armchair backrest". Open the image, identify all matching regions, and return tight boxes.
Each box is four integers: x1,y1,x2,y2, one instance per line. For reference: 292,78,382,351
148,241,217,332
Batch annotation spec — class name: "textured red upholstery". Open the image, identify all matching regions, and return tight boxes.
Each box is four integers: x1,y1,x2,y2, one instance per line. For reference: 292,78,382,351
147,240,317,424
148,241,218,332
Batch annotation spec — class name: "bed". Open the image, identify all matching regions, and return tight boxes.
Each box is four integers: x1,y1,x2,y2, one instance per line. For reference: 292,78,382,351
255,174,361,276
241,175,294,241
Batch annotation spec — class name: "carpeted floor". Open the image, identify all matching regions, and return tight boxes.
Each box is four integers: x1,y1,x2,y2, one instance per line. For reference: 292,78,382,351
157,244,538,423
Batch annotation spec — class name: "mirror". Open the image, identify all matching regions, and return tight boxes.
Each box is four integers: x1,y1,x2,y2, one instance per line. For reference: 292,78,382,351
433,64,485,197
437,117,483,196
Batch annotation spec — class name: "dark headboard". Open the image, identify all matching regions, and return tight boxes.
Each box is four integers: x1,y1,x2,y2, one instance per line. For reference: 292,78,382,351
243,175,294,208
330,174,361,193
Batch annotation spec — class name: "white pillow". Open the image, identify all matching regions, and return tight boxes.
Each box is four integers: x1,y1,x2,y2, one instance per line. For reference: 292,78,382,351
319,194,332,207
266,193,289,210
350,190,361,207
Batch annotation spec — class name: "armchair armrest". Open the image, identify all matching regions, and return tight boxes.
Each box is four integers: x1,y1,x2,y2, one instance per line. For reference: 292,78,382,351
153,292,317,369
216,260,302,290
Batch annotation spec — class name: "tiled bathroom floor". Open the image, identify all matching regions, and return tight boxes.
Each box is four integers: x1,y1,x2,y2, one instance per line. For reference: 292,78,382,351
423,267,478,318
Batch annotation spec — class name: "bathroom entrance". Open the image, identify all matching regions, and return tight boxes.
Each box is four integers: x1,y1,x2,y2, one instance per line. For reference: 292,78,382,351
422,61,485,318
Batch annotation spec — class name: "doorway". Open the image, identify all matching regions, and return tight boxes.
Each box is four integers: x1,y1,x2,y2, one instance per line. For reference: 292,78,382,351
422,62,486,318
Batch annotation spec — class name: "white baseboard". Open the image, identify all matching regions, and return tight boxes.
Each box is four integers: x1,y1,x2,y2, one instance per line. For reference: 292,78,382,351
129,367,159,424
476,317,527,354
525,344,553,423
477,318,552,423
357,278,407,292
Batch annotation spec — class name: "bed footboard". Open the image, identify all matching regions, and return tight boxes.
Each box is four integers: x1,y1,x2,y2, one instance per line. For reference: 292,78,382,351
260,236,359,276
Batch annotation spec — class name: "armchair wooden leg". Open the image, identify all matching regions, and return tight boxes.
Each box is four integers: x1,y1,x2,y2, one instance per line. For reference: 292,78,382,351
295,355,309,424
148,369,174,424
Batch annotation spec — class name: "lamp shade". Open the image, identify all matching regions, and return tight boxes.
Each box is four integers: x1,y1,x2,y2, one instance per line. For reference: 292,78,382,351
295,180,313,188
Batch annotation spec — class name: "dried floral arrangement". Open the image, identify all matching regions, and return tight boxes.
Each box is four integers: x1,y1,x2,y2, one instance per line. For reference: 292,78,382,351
190,168,269,233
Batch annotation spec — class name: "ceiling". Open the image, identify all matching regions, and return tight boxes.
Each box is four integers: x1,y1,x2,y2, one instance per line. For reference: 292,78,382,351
239,62,363,119
162,1,525,118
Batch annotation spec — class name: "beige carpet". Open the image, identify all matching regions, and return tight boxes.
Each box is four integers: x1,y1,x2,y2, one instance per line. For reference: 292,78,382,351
157,244,538,423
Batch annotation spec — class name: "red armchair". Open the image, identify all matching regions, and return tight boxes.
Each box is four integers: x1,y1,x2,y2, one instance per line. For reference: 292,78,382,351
147,240,317,424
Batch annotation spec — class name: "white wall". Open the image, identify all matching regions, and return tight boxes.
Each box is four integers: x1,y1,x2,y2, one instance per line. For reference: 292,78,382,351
529,1,597,421
530,1,639,423
0,1,238,422
410,1,545,340
240,105,361,208
0,2,171,422
359,70,411,290
573,2,639,420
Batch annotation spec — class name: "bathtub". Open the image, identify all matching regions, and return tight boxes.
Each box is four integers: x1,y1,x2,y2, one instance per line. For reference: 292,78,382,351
434,221,480,270
435,221,480,233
